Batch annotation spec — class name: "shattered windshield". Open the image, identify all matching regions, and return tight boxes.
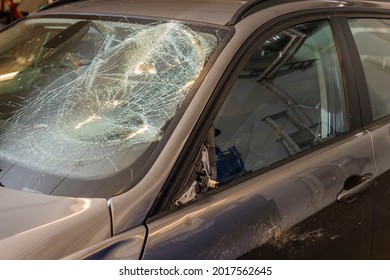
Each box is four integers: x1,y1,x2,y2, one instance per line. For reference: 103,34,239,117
0,16,224,197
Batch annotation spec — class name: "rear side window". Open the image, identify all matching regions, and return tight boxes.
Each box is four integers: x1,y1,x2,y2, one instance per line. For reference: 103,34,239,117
348,19,390,120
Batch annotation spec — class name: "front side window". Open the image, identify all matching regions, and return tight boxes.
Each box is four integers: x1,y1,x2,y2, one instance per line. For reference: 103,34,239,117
0,16,226,197
348,18,390,120
215,20,346,180
176,20,346,205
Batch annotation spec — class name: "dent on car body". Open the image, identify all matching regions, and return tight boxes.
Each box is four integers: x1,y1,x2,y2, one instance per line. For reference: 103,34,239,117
62,226,146,260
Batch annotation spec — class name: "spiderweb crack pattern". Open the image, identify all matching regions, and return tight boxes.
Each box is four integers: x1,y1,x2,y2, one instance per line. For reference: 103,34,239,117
0,21,216,176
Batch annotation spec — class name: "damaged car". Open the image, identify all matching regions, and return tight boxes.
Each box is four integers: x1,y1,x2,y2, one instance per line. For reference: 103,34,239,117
1,0,390,259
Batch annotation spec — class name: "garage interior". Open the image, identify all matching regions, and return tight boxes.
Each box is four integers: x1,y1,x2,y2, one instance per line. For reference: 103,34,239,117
1,0,52,26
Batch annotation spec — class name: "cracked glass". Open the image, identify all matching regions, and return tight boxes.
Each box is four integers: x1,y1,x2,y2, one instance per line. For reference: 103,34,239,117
0,16,224,197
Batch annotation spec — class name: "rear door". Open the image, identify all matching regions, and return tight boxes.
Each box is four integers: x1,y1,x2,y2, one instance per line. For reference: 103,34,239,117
143,16,377,259
344,16,390,259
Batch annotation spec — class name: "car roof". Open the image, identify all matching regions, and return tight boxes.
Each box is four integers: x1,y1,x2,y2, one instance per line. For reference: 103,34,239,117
37,0,390,26
37,0,247,26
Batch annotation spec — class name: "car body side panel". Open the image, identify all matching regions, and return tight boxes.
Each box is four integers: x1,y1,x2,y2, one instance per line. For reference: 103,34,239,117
62,226,146,260
0,188,111,259
366,122,390,259
144,132,376,259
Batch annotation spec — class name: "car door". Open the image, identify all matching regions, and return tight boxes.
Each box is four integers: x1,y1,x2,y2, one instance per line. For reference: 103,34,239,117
343,16,390,259
143,17,377,259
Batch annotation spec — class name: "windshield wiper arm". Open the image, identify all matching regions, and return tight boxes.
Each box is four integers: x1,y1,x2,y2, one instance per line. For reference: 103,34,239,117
43,21,90,49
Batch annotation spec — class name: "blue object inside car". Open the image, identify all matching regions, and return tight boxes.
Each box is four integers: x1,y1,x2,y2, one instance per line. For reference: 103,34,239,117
216,146,245,185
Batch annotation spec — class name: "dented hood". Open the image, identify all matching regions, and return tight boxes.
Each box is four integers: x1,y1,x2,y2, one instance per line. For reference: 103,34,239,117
0,187,111,259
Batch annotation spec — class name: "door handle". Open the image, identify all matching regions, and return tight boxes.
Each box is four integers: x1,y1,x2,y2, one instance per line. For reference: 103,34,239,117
337,173,377,202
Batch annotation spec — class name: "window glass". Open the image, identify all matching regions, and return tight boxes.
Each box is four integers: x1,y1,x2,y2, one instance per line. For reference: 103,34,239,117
0,16,226,198
213,20,346,186
348,19,390,120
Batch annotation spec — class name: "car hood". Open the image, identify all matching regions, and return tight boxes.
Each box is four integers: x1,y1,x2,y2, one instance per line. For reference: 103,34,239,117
0,187,111,259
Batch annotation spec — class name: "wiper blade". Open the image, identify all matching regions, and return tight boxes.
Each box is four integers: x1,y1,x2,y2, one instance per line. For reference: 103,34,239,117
43,21,90,49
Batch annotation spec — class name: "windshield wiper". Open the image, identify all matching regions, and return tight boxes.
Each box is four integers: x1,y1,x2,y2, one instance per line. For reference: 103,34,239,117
43,21,90,49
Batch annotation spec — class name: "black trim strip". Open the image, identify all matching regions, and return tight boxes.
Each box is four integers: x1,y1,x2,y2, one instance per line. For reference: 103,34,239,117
338,16,373,126
229,0,269,25
330,16,362,131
